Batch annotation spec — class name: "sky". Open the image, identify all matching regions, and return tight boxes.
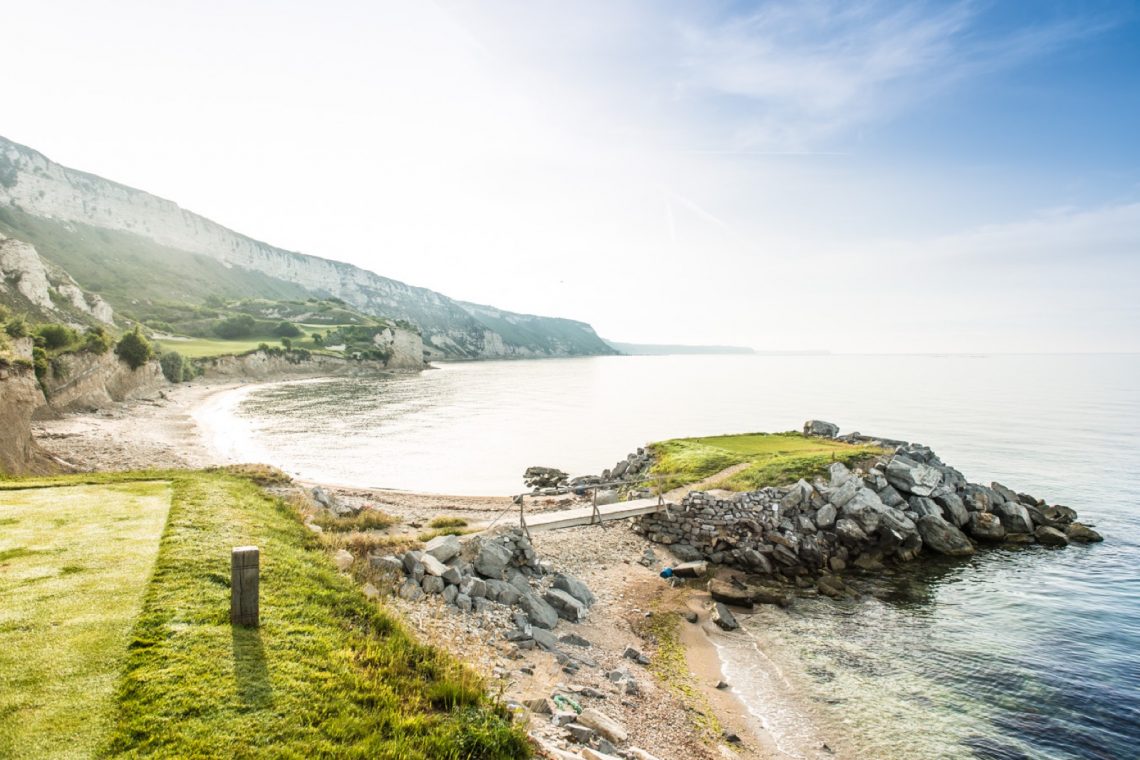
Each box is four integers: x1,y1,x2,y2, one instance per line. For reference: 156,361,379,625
3,0,1139,352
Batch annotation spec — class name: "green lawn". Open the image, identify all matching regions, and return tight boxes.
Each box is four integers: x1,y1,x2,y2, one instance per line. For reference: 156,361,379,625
155,337,275,359
0,472,527,759
649,432,886,491
0,481,172,759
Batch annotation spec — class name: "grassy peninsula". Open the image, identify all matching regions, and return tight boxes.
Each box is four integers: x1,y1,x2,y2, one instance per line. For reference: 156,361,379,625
0,470,527,759
649,432,886,492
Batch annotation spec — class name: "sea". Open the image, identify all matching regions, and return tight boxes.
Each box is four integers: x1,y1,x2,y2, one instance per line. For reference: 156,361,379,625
196,354,1140,759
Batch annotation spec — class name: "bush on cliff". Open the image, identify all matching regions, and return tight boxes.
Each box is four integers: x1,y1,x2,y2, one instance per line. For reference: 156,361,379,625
115,327,153,370
36,323,79,351
5,316,29,338
158,350,185,383
83,326,113,354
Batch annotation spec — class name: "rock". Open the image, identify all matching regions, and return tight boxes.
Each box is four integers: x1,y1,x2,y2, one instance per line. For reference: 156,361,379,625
804,420,840,438
740,548,773,574
553,573,597,607
577,708,628,744
531,627,560,651
722,729,742,744
815,503,837,529
420,554,448,577
311,486,334,508
935,492,970,527
606,669,625,682
545,588,588,623
908,496,943,520
423,534,461,563
442,567,463,585
672,560,708,578
1035,526,1069,547
370,554,404,573
708,579,754,608
628,749,664,760
333,549,354,572
485,579,521,606
715,680,730,689
525,697,553,714
886,456,943,496
459,576,487,598
835,518,868,546
994,501,1035,534
669,543,704,562
524,466,569,489
916,514,975,556
829,462,853,487
968,512,1006,541
442,584,459,605
1065,522,1103,543
638,548,657,567
582,748,623,760
402,551,423,574
682,610,699,624
623,646,650,665
840,488,885,533
991,482,1019,503
828,479,859,509
421,575,445,595
361,582,380,600
751,585,794,607
560,633,592,648
519,591,560,630
962,484,998,513
398,578,424,601
552,711,578,727
624,678,640,695
455,593,473,612
565,723,597,744
473,540,513,579
712,602,739,630
1044,505,1079,525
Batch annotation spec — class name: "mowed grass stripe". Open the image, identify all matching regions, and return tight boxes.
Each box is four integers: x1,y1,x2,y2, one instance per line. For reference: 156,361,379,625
103,472,527,759
0,481,173,760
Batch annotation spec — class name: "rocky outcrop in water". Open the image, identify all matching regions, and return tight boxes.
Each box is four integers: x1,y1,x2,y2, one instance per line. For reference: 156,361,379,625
634,421,1101,586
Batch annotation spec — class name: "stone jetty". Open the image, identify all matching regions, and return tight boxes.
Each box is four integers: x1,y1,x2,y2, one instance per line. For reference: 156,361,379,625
633,421,1102,588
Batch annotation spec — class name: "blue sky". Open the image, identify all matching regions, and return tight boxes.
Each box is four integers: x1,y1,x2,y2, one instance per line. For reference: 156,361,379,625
3,0,1138,351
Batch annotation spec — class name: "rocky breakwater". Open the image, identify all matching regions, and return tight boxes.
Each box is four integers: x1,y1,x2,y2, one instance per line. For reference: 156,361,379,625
524,449,653,499
633,420,1102,598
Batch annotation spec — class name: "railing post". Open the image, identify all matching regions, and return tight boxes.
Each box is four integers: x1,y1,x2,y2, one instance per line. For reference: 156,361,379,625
231,546,259,627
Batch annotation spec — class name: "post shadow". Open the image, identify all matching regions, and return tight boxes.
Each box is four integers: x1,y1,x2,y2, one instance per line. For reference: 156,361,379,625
230,625,272,708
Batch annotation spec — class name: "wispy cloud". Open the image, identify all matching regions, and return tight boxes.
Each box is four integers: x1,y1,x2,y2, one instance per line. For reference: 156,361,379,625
675,1,1110,150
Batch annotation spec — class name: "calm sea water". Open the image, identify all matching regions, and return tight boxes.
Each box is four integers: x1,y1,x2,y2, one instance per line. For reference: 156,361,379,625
198,354,1140,759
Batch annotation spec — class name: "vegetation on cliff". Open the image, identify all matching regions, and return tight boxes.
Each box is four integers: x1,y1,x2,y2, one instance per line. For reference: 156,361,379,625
0,470,528,758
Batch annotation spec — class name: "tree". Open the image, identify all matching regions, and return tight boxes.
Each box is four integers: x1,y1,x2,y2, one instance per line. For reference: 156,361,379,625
213,314,257,339
115,326,153,369
273,321,302,338
159,351,185,383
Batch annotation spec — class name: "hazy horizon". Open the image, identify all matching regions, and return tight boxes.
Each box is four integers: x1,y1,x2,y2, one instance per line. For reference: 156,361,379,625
4,1,1138,353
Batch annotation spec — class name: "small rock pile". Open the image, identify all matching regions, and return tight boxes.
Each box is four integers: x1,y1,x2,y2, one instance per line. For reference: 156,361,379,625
526,449,654,498
525,467,570,493
376,528,597,631
634,421,1103,586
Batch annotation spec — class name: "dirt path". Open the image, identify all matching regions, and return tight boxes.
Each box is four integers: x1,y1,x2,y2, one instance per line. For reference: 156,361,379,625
663,462,751,502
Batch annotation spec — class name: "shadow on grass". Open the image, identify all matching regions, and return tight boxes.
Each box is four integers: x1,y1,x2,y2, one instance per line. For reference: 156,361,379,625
230,625,272,708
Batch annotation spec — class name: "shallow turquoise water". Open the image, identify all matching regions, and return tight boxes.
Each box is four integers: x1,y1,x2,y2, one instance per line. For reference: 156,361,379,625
210,354,1140,758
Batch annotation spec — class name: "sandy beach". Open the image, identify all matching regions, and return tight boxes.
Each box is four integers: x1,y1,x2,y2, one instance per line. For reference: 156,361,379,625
32,380,842,760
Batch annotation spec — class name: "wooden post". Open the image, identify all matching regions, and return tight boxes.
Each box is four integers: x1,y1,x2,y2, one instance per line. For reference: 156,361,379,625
231,546,259,627
591,487,601,524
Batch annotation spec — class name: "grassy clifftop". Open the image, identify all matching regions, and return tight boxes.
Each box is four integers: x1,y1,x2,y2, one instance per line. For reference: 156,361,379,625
649,432,886,491
0,470,527,759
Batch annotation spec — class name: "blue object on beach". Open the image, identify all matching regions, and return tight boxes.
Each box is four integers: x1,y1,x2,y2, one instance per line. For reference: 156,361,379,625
660,567,674,579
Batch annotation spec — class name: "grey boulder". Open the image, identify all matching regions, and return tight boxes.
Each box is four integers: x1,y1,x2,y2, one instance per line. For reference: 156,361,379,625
424,534,461,563
804,420,840,438
519,591,560,629
994,501,1035,534
916,514,975,556
968,512,1006,541
552,573,596,606
544,588,588,623
473,539,513,579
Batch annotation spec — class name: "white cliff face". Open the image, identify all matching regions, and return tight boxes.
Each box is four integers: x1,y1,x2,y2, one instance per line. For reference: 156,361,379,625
0,235,54,310
0,137,614,358
0,232,115,324
370,327,426,369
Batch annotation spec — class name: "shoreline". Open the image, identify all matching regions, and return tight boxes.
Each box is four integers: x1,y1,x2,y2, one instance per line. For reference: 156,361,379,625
30,376,840,760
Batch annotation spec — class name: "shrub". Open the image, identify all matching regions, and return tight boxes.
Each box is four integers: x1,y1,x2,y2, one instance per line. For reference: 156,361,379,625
159,351,185,383
281,337,292,350
213,314,256,339
311,332,324,346
83,326,113,354
115,327,153,369
31,346,48,379
36,323,78,351
5,316,29,338
273,320,302,338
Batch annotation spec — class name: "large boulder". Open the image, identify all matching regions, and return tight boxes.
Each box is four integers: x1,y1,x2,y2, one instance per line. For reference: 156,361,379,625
968,512,1006,541
708,579,754,608
519,591,560,630
829,462,853,487
1065,523,1103,543
473,540,513,579
484,579,521,605
962,484,998,513
828,479,859,509
835,518,869,547
577,708,628,744
423,534,461,563
886,456,943,497
1035,526,1069,547
840,489,885,533
991,482,1019,503
524,466,568,489
815,503,838,530
994,501,1034,534
544,588,588,623
553,573,596,606
420,554,448,577
907,496,943,519
916,514,975,556
935,492,970,528
711,603,739,630
803,420,840,438
878,485,906,508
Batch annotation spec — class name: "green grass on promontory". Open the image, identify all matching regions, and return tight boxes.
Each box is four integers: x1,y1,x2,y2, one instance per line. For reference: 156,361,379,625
649,432,886,492
0,471,528,759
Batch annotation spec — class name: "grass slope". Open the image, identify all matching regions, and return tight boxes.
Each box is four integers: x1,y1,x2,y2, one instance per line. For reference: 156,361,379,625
650,432,886,491
1,472,527,759
0,481,172,759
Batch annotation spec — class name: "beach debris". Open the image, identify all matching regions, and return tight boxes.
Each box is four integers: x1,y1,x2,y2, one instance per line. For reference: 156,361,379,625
711,603,738,631
670,560,708,578
552,694,582,714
